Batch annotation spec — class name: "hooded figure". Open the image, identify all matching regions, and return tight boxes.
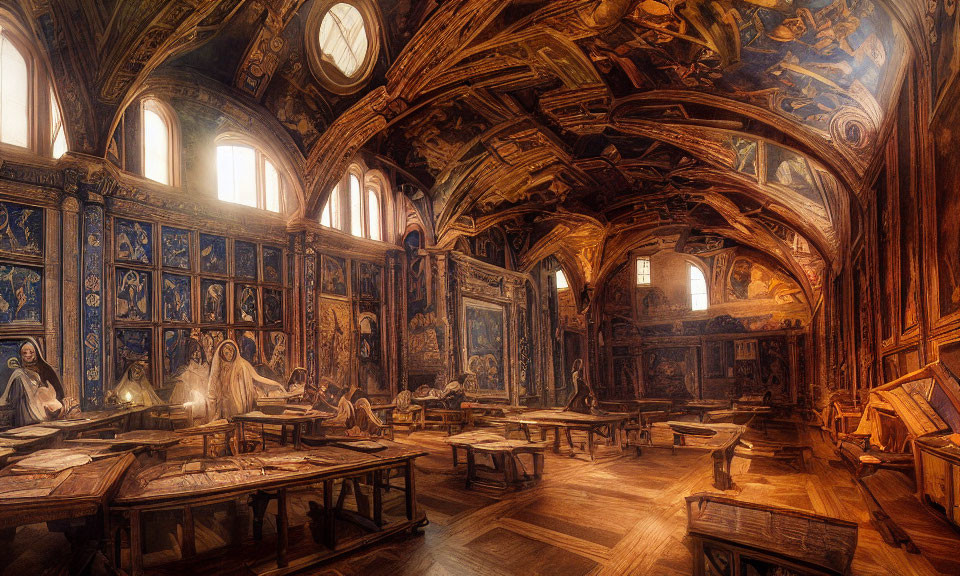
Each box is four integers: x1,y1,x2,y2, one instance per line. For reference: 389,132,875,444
0,339,63,427
170,339,210,422
115,360,162,406
206,340,286,420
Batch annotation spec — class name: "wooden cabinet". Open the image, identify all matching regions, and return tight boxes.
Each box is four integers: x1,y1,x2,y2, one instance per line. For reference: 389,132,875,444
915,436,960,526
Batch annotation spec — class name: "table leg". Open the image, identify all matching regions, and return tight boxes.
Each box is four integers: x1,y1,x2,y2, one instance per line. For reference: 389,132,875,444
323,479,336,550
182,505,196,559
202,434,210,459
552,427,561,453
293,424,302,450
130,509,143,576
239,422,246,454
466,448,475,489
451,445,459,468
405,460,417,521
280,424,287,446
373,469,384,527
564,428,575,450
277,488,289,568
261,424,267,451
587,430,595,461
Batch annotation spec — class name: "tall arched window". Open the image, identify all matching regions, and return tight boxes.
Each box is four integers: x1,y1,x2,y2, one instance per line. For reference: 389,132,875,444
556,270,569,291
0,23,68,156
216,139,284,213
0,30,29,147
142,99,175,185
321,162,387,241
690,265,708,311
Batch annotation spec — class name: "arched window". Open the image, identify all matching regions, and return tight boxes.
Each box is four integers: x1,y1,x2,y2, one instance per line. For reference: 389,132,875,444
142,99,176,185
320,184,341,229
306,1,380,94
349,173,362,237
690,265,708,311
366,187,381,241
0,30,28,147
318,3,368,77
0,23,68,156
216,140,284,212
556,270,569,291
636,257,651,285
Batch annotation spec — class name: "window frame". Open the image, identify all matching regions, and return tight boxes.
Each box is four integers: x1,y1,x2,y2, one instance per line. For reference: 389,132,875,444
319,162,387,242
636,256,651,286
0,23,66,158
214,137,286,214
304,0,381,95
689,263,709,311
140,98,180,187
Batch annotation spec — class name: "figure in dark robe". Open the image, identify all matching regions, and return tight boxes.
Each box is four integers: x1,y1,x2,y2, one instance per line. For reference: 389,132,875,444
563,359,603,415
0,340,63,427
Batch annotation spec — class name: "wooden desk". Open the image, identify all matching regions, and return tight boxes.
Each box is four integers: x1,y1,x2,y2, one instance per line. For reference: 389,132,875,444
36,409,138,438
0,426,61,452
598,399,674,413
110,444,428,576
233,410,335,451
446,431,546,490
650,422,745,490
175,420,238,458
503,410,628,461
686,492,858,575
66,430,181,460
681,400,731,422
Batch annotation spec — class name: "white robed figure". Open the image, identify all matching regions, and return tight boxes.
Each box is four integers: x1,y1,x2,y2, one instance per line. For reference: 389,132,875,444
115,360,162,406
206,340,286,421
0,339,63,427
170,339,210,422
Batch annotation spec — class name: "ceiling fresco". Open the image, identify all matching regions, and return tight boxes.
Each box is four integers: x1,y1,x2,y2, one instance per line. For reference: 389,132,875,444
16,0,916,307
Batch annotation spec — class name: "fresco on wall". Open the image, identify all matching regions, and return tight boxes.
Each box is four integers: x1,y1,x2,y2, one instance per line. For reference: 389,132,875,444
358,305,384,392
162,329,193,385
643,347,694,399
263,331,287,379
321,254,347,296
355,262,382,300
612,356,638,399
464,300,505,394
235,240,258,280
161,227,191,270
759,337,790,401
0,202,42,257
199,330,226,367
765,144,824,207
263,288,283,326
201,279,227,323
759,218,825,295
318,298,350,388
238,330,259,364
518,282,536,397
0,338,36,400
199,234,227,275
470,227,508,268
727,258,803,304
114,329,151,392
115,268,151,321
263,246,283,284
82,206,105,408
161,274,192,323
235,284,259,323
0,265,42,324
115,219,152,264
405,231,427,316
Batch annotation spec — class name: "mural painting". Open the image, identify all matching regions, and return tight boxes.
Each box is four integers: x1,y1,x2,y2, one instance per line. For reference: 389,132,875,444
0,338,36,399
0,202,42,257
199,234,227,275
355,262,382,300
201,279,227,323
463,299,506,394
235,240,258,280
238,330,259,364
358,304,383,392
759,337,790,401
162,329,193,386
161,226,191,270
115,268,151,321
199,330,227,368
235,284,259,323
263,288,283,326
162,273,192,323
262,246,283,284
263,331,287,379
115,219,152,264
643,347,694,399
0,264,42,324
766,144,823,207
318,298,350,389
321,254,347,296
727,258,803,304
612,356,638,399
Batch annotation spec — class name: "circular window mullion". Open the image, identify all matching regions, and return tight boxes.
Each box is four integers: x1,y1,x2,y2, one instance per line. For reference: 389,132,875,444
305,0,380,95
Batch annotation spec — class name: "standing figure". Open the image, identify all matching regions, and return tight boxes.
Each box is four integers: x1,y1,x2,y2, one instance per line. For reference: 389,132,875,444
114,361,162,406
563,359,602,415
206,340,286,420
0,340,63,427
170,339,210,422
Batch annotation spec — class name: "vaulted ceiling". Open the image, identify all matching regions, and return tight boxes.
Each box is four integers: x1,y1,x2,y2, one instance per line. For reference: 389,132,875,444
11,0,919,306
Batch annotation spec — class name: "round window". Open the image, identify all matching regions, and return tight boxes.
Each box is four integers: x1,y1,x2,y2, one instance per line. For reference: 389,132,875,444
306,0,379,94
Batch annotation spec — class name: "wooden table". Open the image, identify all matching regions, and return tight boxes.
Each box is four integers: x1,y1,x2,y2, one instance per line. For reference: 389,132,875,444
35,408,143,438
460,402,526,427
66,430,182,460
233,410,335,451
0,425,62,453
686,492,858,575
681,400,731,422
648,422,746,490
598,399,674,413
446,431,546,490
175,420,239,458
503,410,628,461
110,443,428,576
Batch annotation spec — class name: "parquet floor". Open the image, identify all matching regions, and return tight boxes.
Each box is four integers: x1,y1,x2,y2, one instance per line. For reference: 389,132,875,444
315,426,953,576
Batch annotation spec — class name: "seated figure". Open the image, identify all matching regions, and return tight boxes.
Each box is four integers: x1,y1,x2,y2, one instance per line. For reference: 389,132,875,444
564,359,603,415
0,339,64,427
114,360,162,406
313,377,355,427
206,340,286,420
170,339,210,421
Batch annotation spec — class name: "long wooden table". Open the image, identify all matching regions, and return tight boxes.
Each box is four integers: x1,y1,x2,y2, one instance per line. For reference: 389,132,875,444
110,442,428,576
502,409,629,461
233,409,336,451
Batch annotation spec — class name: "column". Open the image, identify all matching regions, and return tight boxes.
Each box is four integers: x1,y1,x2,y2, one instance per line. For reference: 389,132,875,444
80,193,105,410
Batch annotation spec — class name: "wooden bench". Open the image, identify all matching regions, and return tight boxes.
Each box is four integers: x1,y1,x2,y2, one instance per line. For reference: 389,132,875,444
735,437,812,472
446,432,547,490
423,408,463,435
